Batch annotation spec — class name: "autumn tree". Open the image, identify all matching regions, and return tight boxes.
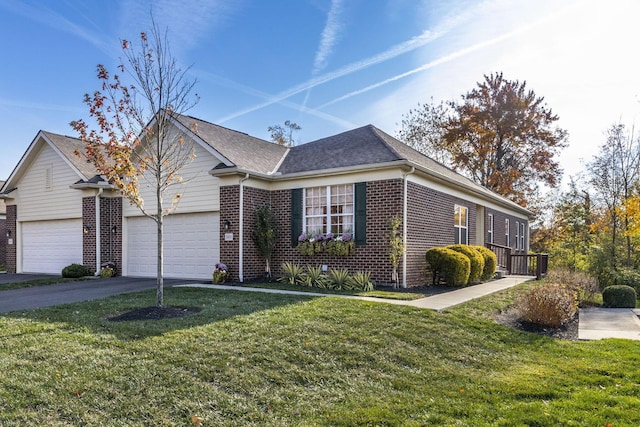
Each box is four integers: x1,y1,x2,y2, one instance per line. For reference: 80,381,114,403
589,123,640,268
268,120,301,146
71,20,199,307
397,98,451,165
399,73,568,207
547,178,593,272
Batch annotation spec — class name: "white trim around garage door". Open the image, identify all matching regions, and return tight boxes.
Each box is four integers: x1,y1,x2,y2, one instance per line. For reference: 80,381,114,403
125,212,220,280
21,218,83,274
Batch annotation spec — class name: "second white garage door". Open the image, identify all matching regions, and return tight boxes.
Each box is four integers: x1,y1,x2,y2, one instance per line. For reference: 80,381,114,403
22,219,83,274
126,212,219,280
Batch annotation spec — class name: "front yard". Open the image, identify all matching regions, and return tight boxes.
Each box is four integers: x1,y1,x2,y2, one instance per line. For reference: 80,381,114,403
0,284,639,426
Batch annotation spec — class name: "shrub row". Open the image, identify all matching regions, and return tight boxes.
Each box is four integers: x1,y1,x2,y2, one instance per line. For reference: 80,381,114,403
425,245,497,286
279,262,374,292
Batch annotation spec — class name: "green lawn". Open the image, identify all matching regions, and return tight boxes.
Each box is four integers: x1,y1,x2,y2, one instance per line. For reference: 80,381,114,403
0,284,639,426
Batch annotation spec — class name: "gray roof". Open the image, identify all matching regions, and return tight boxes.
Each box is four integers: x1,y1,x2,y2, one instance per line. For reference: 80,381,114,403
278,125,528,214
42,131,101,180
174,114,289,175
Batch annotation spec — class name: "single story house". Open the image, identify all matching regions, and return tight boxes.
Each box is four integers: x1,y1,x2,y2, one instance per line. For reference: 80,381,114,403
0,114,532,287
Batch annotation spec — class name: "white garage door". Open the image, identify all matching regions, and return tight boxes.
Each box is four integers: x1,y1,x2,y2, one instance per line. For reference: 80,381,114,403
127,212,219,280
22,219,83,274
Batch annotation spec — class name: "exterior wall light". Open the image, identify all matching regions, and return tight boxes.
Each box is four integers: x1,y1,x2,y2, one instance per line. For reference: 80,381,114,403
83,224,91,235
224,219,231,230
6,229,11,238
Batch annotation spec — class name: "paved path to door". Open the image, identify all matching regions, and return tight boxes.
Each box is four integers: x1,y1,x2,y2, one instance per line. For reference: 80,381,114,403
178,275,534,311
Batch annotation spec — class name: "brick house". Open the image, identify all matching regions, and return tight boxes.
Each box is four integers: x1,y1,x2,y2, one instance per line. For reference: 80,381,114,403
0,114,531,286
0,180,6,268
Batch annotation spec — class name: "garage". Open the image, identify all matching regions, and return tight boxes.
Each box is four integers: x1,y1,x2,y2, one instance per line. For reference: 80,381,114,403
22,219,83,274
126,212,219,280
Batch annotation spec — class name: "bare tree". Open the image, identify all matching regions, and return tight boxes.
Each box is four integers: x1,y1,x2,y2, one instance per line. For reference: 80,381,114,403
268,120,301,146
71,19,199,307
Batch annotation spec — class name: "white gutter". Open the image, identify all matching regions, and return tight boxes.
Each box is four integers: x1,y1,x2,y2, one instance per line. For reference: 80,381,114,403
238,173,250,282
95,187,104,275
402,166,415,288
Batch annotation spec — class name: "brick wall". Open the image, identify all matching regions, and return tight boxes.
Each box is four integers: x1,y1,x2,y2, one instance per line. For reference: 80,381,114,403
100,197,123,275
82,197,97,270
82,196,123,274
219,184,273,282
6,205,16,273
269,179,404,286
0,217,6,268
219,185,240,281
406,182,477,286
486,208,528,252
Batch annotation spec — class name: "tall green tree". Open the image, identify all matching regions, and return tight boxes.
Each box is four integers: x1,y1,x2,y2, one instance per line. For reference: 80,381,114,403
71,20,199,308
399,73,568,207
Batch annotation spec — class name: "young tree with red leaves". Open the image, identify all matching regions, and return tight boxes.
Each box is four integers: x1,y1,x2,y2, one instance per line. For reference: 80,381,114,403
71,20,199,307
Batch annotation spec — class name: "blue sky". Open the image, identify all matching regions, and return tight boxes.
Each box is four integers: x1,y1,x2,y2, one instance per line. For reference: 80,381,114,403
1,0,639,187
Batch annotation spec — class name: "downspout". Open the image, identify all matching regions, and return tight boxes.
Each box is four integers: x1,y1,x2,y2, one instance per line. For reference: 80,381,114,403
238,173,250,282
402,166,415,288
95,188,104,275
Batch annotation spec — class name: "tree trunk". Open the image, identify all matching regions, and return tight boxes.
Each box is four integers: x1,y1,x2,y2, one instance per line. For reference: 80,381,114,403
156,190,164,308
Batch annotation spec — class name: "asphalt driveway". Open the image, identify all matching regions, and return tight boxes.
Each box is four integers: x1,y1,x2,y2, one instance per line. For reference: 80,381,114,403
0,274,203,313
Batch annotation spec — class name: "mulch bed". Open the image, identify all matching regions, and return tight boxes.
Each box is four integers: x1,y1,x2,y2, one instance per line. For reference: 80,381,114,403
495,307,579,341
106,306,202,322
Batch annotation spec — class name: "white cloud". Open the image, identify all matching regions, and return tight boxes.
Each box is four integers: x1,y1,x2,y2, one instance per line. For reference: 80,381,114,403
312,0,345,75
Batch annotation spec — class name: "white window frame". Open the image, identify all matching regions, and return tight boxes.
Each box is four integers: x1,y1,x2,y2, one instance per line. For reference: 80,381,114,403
487,213,494,244
515,221,520,250
454,205,468,245
505,218,510,247
303,184,354,236
520,222,526,252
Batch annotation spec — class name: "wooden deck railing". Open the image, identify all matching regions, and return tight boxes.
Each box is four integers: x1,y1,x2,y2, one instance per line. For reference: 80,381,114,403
485,243,548,280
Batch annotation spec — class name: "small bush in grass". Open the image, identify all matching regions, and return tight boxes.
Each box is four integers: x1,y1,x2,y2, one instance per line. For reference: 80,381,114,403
472,246,497,281
516,283,578,328
425,247,470,286
61,263,93,278
279,262,305,285
448,245,485,283
602,285,637,308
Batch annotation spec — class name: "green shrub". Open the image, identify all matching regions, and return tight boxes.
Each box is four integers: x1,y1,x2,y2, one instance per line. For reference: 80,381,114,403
448,245,485,283
602,285,637,308
327,268,350,290
472,245,498,281
61,263,94,278
346,271,374,292
516,283,578,328
278,262,305,285
613,268,640,295
425,247,470,287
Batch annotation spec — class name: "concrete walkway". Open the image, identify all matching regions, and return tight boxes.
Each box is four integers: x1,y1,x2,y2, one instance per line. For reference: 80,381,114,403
178,275,534,312
579,308,640,341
